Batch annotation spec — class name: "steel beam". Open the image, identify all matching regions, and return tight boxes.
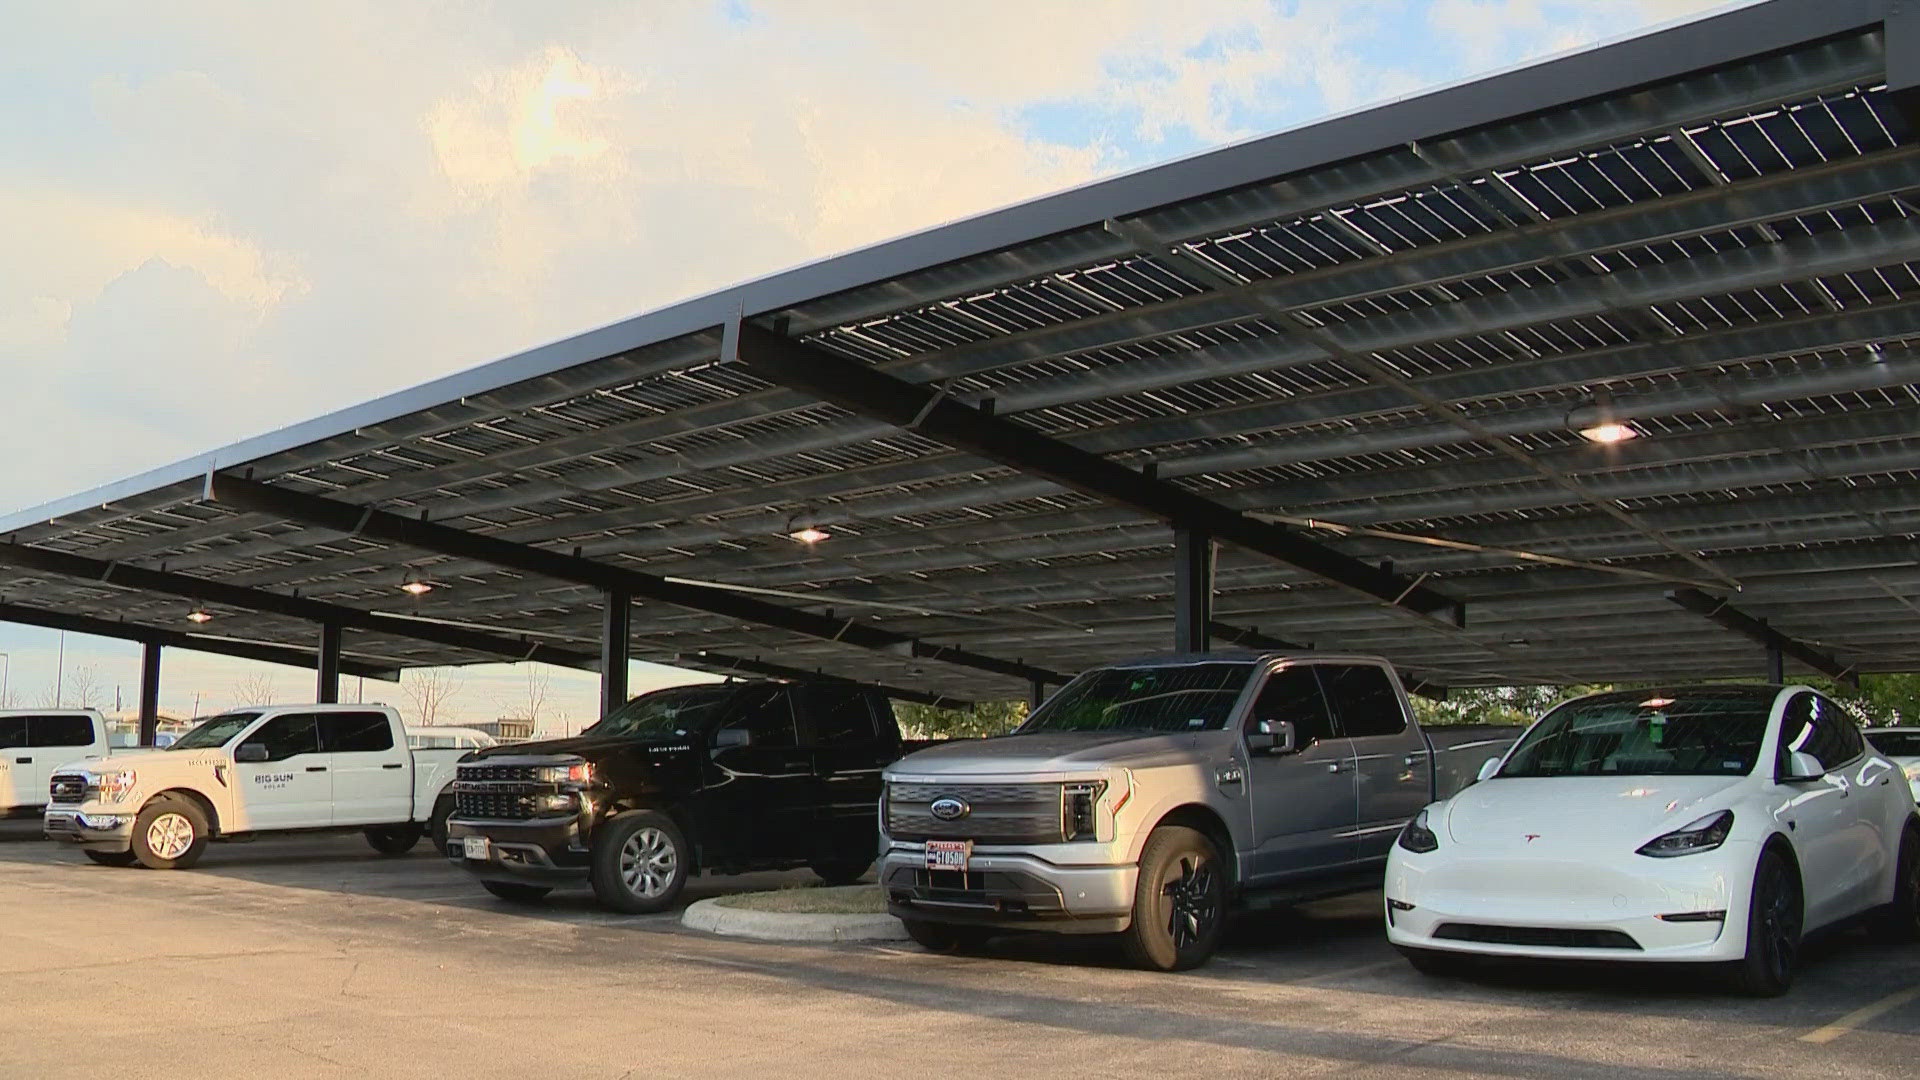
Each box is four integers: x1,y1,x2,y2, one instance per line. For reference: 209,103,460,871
1666,588,1859,688
1173,529,1214,653
1889,0,1920,126
209,475,1061,687
0,601,400,681
601,590,630,717
138,642,162,746
674,651,974,710
730,322,1460,620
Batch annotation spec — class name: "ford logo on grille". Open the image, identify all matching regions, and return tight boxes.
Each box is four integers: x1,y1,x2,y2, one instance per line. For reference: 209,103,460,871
929,797,970,821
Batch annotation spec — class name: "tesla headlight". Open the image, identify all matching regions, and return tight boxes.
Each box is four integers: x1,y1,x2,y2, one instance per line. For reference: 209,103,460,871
1636,809,1734,858
1397,808,1440,854
93,768,137,804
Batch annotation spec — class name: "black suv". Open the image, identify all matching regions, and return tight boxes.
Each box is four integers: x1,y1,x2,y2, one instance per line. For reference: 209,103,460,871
446,679,925,912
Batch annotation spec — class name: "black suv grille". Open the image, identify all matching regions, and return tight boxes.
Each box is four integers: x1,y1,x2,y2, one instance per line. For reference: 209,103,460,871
886,781,1064,844
1433,923,1642,950
48,775,88,805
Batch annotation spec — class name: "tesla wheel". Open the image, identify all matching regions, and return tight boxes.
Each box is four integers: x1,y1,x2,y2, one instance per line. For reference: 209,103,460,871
1121,824,1227,971
481,881,552,904
1871,824,1920,946
589,810,690,914
1728,847,1802,997
808,857,873,886
130,795,210,870
1397,945,1473,978
902,919,994,954
364,825,423,856
83,849,139,867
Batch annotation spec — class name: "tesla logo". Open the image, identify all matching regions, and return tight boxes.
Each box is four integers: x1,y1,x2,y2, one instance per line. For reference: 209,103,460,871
1523,834,1541,843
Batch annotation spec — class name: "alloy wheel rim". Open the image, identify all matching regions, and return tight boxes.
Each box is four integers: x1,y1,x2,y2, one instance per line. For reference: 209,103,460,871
619,827,677,898
147,813,194,860
1759,861,1800,981
1163,853,1219,950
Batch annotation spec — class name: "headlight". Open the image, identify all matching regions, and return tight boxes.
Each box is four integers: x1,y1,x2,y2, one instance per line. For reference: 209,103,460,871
93,769,137,804
1637,810,1734,858
1061,780,1108,841
536,792,580,813
1397,808,1440,854
536,763,592,785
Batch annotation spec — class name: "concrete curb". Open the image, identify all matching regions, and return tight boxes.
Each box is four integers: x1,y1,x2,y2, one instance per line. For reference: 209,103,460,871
681,897,909,942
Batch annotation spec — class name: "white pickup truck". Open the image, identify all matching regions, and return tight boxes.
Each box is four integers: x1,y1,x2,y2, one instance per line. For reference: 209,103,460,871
1,710,110,819
43,704,465,869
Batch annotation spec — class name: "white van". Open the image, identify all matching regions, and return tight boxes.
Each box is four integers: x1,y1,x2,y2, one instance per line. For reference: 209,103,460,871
0,711,110,818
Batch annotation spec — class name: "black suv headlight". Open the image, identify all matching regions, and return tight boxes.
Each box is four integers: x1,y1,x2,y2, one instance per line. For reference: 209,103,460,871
1397,808,1439,854
1636,810,1734,858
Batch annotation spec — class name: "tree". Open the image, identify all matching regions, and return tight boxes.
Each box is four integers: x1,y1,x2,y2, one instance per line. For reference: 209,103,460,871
230,673,278,708
1806,674,1920,725
65,664,103,710
1411,685,1608,727
895,699,1028,739
493,667,551,728
403,668,465,728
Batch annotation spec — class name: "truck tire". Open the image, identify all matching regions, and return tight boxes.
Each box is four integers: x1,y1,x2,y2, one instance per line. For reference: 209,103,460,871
130,794,210,870
365,825,423,856
482,881,553,904
428,793,454,855
902,918,994,954
589,810,690,913
809,857,874,885
1121,824,1226,972
83,849,139,867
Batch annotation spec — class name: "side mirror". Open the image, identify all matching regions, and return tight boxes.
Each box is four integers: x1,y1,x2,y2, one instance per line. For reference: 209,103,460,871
1248,719,1298,755
1782,751,1825,782
1476,757,1502,783
234,743,269,763
712,728,751,749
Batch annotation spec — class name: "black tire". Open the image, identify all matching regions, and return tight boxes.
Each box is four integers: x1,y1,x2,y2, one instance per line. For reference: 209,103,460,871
83,849,139,867
481,880,553,904
809,857,874,886
130,794,210,870
1727,846,1803,997
902,918,994,953
1121,824,1228,972
365,825,423,857
589,810,690,914
1397,945,1473,978
428,794,454,855
1871,823,1920,946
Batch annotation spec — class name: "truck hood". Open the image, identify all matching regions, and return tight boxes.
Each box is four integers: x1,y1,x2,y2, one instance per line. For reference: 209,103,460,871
467,732,693,762
889,730,1207,776
52,749,179,773
1441,775,1746,850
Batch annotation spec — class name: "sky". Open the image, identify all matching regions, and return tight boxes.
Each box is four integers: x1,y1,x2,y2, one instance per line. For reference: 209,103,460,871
0,0,1745,730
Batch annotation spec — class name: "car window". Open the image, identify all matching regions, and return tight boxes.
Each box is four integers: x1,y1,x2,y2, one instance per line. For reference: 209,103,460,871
1867,731,1920,757
803,686,881,745
320,712,394,753
1315,665,1406,739
1778,692,1864,773
1502,688,1773,778
239,713,322,762
29,715,97,747
1248,665,1338,747
0,717,28,748
1019,662,1255,734
714,688,797,749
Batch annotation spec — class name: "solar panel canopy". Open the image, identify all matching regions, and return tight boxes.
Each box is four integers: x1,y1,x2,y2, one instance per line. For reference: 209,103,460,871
5,0,1920,703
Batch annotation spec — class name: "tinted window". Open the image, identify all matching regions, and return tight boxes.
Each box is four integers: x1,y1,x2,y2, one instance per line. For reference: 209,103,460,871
1778,692,1864,773
1249,665,1337,747
169,712,261,751
583,685,735,740
804,686,880,745
30,715,96,747
1501,688,1774,778
0,717,27,748
320,712,393,753
714,688,797,748
1019,662,1255,734
1316,665,1406,738
239,713,322,762
1868,731,1920,757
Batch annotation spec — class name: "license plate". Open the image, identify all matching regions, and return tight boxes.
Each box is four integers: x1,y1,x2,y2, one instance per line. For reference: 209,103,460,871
925,839,971,872
462,836,490,861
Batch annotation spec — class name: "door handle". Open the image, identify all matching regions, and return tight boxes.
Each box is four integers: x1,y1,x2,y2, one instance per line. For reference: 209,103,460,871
14,757,30,765
782,760,811,771
382,763,404,770
306,766,328,773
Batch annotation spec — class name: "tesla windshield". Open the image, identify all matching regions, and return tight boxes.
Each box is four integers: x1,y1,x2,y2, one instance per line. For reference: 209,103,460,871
1016,662,1255,734
1498,688,1777,778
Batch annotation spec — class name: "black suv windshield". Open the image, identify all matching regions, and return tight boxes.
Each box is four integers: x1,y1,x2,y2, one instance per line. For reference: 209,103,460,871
1017,662,1255,734
1498,688,1777,778
169,712,261,751
1867,731,1920,757
582,685,736,740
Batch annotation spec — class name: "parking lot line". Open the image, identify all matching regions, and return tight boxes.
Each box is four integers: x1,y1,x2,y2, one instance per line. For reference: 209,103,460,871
1798,984,1920,1044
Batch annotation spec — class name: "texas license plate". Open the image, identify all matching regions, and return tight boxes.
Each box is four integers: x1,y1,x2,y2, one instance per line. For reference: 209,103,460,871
462,836,490,861
924,839,972,872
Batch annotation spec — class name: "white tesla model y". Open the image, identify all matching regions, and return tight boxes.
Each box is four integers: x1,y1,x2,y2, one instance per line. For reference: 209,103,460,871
1385,685,1920,995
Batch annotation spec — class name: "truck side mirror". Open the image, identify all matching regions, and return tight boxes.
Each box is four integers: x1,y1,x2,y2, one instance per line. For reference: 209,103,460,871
1248,719,1298,755
1476,757,1502,783
1781,751,1825,782
235,743,269,763
712,728,752,749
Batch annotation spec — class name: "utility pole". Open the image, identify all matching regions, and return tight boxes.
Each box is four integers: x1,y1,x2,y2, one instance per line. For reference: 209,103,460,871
0,652,9,707
54,631,65,707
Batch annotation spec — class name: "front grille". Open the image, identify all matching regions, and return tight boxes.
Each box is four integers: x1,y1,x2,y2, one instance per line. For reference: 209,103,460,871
454,759,561,821
886,781,1064,844
48,775,88,805
1433,923,1642,951
454,790,541,820
459,764,541,783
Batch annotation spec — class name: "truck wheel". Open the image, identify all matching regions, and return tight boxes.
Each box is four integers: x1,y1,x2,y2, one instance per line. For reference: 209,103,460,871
428,794,454,855
481,881,552,904
902,919,994,954
1871,823,1920,945
1121,824,1226,972
83,850,139,867
809,857,873,885
131,795,210,870
590,810,690,914
1726,847,1802,996
364,826,423,856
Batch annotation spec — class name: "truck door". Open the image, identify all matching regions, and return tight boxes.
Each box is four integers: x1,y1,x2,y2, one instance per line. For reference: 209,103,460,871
798,685,888,863
1317,664,1429,865
0,715,29,808
702,687,811,859
320,711,410,826
233,712,332,831
27,714,105,806
1241,663,1359,885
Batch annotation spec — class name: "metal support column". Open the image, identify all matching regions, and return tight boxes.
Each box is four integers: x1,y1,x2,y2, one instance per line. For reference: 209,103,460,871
316,623,342,704
600,589,631,718
1890,0,1920,128
137,642,162,747
1173,528,1214,653
1029,679,1047,711
1766,643,1785,684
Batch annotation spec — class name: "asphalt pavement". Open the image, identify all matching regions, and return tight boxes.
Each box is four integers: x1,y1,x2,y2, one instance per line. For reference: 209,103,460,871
1,821,1915,1079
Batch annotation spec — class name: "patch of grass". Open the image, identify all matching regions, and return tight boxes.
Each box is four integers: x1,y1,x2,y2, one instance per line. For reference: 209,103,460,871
712,884,887,914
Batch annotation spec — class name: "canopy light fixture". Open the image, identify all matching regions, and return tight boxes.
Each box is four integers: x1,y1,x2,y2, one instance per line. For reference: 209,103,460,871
788,527,831,544
399,579,434,596
1578,421,1638,444
185,608,214,624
